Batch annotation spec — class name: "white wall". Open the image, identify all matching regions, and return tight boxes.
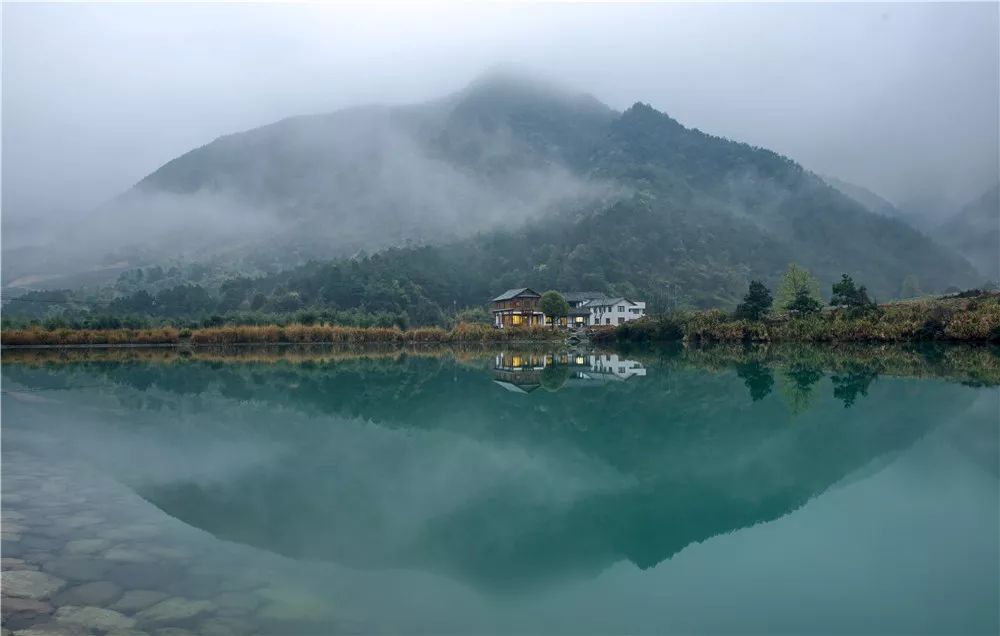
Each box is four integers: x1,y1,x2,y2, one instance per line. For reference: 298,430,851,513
588,301,645,325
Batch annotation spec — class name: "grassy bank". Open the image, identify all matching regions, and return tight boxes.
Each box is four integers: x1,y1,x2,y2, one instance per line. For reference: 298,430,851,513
1,322,560,347
599,293,1000,344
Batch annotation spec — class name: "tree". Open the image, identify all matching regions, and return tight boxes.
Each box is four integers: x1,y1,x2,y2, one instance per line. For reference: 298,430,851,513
539,290,570,326
775,263,822,311
830,274,875,308
734,280,773,320
786,288,822,314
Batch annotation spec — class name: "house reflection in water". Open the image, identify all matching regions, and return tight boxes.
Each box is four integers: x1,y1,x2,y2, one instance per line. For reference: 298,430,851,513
492,352,647,394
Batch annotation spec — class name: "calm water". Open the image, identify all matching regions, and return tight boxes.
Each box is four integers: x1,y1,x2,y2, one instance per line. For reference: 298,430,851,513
2,344,998,634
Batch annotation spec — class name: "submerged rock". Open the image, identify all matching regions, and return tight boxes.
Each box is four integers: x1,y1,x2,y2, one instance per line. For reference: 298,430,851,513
10,623,83,636
54,605,136,631
3,570,66,600
1,596,53,616
135,598,214,625
43,557,110,582
2,558,36,571
111,590,170,613
53,580,122,606
63,539,111,555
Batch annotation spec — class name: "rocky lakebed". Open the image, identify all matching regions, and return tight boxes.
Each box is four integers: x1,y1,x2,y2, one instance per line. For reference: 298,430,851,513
1,449,360,636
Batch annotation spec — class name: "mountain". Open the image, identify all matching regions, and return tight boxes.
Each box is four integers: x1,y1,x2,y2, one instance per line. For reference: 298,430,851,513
937,184,1000,282
3,71,982,313
824,176,902,219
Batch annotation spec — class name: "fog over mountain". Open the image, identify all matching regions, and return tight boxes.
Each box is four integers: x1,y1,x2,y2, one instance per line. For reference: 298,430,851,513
4,3,997,225
1,2,997,309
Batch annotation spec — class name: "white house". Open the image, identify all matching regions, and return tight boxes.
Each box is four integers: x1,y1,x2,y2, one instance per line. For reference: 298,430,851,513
583,297,646,326
490,289,646,328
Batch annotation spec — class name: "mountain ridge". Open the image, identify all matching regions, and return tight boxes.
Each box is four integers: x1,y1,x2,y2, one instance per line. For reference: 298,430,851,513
2,71,982,315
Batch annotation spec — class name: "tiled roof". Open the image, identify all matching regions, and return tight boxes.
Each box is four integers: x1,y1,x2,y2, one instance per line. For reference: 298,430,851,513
491,287,541,302
560,291,610,303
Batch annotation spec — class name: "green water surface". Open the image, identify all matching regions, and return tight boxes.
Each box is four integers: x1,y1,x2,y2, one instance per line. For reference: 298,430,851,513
2,344,997,634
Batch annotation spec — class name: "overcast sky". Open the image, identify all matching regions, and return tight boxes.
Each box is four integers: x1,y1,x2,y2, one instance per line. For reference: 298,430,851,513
3,1,998,224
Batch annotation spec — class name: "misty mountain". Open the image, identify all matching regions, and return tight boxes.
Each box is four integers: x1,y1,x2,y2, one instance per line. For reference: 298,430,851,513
824,176,902,219
937,184,1000,282
4,71,981,312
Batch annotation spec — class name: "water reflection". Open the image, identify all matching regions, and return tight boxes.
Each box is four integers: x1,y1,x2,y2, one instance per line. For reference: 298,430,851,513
4,343,997,599
493,351,647,393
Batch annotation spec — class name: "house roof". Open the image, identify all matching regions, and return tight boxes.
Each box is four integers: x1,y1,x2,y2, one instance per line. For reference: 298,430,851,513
560,291,610,303
582,297,640,308
492,287,541,302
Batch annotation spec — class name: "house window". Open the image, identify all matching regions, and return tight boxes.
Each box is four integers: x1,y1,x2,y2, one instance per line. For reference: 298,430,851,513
545,316,553,325
618,317,625,324
511,314,523,326
605,318,611,325
618,306,625,312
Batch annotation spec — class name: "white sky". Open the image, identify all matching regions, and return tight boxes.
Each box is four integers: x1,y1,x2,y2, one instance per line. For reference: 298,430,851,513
2,1,998,222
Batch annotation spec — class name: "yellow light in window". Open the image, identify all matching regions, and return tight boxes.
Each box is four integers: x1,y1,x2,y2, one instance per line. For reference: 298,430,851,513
511,355,523,367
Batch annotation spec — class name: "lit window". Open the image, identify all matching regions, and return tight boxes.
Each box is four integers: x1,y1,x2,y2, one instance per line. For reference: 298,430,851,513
512,314,523,326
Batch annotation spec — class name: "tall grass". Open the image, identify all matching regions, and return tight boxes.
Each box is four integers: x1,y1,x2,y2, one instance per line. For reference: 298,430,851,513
2,322,560,347
0,327,179,346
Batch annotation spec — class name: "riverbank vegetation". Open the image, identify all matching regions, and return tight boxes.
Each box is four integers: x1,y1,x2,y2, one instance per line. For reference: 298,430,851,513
1,322,560,347
601,289,1000,344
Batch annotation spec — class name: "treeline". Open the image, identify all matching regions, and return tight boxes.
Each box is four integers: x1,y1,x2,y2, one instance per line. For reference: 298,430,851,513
601,266,1000,344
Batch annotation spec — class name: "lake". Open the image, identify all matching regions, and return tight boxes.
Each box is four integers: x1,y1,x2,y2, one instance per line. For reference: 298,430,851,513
2,344,998,635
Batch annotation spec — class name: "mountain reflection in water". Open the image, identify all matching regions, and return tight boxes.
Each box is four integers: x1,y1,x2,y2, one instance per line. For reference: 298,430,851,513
2,343,997,600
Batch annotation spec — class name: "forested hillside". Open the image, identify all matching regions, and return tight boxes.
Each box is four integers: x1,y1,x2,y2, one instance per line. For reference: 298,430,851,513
3,72,982,322
937,184,1000,282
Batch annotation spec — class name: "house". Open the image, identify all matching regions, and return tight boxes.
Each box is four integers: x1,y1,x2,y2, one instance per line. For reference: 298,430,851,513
491,288,545,328
583,297,646,326
491,289,647,328
561,291,610,327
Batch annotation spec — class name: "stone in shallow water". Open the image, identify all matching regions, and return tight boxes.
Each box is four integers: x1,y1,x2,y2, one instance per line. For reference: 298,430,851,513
111,590,170,613
103,525,161,541
107,562,182,590
153,629,197,636
197,616,256,636
213,592,261,615
1,596,52,616
10,623,83,636
144,547,190,561
43,558,110,582
53,580,123,607
63,539,111,555
255,585,335,622
105,547,154,563
135,598,214,625
2,570,66,600
2,558,36,571
54,605,136,631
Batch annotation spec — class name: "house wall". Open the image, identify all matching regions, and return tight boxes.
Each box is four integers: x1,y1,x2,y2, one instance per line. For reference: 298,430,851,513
589,302,647,325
